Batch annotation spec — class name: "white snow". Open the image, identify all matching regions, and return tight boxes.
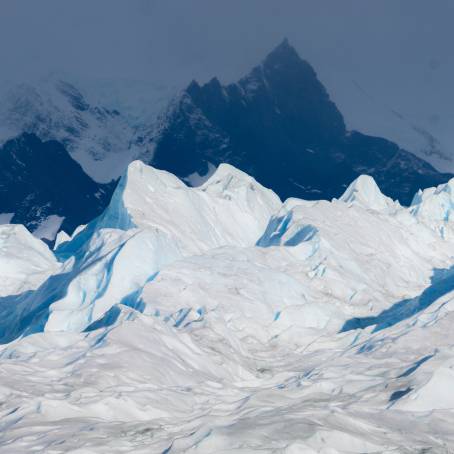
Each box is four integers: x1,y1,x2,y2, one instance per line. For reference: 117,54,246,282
411,177,454,221
0,224,61,296
407,178,454,240
53,229,71,248
38,161,281,334
2,162,454,451
116,161,281,255
338,174,399,212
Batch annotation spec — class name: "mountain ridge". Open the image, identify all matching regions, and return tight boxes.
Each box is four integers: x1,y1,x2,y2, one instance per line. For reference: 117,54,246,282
152,39,452,205
0,133,114,236
0,40,452,238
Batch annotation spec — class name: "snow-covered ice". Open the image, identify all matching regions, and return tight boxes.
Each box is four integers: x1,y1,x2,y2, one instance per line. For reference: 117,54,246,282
0,224,61,297
2,162,454,452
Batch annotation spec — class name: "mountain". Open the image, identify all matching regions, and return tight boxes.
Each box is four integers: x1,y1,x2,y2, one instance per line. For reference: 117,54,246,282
2,161,454,450
333,70,454,176
151,39,452,204
0,40,452,239
0,78,158,238
0,133,114,237
0,78,152,183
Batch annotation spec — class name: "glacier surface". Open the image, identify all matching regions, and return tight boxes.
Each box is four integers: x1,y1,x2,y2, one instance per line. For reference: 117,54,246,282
2,162,454,452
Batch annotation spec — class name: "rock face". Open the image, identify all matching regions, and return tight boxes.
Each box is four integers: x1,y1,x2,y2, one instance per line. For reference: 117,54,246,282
0,40,452,237
0,133,114,235
0,78,147,238
0,79,147,183
152,39,451,204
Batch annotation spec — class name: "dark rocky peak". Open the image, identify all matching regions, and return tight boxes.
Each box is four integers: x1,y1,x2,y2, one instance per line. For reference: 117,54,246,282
261,39,321,89
151,39,452,206
206,77,223,90
0,133,114,235
186,79,201,96
187,77,225,105
261,40,346,138
262,38,303,69
183,40,346,144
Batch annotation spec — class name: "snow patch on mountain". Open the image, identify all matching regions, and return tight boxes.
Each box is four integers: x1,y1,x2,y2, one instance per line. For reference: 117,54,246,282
326,76,454,173
0,77,153,183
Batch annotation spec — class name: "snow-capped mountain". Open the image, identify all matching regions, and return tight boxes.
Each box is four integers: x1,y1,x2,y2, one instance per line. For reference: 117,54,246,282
0,77,153,183
151,39,452,205
1,40,452,241
0,77,162,237
2,161,454,451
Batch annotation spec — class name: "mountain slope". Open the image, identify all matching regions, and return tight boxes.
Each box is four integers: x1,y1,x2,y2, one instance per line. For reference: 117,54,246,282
0,40,451,237
0,78,151,183
0,133,114,236
152,39,452,204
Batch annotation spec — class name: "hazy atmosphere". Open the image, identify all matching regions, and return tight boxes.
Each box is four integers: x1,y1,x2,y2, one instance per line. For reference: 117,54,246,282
1,0,453,154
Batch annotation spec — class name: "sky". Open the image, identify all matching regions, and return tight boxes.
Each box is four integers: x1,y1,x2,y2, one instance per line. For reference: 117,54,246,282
0,0,453,167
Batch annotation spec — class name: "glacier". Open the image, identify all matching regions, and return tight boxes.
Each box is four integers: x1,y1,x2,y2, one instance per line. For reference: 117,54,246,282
2,161,454,452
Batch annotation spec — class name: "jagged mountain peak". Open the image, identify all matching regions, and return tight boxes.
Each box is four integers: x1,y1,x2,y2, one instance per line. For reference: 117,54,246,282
187,79,201,93
263,37,304,67
236,38,338,112
1,40,453,243
275,37,292,50
151,39,451,207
